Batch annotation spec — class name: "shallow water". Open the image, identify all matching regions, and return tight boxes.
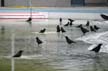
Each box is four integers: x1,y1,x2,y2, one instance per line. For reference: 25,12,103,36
0,19,108,71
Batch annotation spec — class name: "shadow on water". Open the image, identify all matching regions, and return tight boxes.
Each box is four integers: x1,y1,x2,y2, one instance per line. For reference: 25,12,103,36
28,21,32,27
91,54,108,71
0,26,5,40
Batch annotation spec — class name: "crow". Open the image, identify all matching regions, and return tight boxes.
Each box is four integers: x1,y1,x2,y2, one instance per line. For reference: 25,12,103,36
65,36,76,44
61,27,66,33
26,17,32,22
68,18,74,26
100,14,108,20
94,25,100,30
90,26,96,32
69,22,73,26
36,37,43,45
85,21,90,27
39,28,46,33
90,43,103,53
13,50,23,57
59,18,62,25
56,25,61,32
64,22,70,26
76,24,82,28
80,26,89,35
68,18,74,22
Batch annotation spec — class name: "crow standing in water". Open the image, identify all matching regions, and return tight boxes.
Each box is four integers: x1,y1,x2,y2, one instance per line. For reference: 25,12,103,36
68,18,74,22
59,18,62,25
100,14,108,20
90,43,103,53
56,25,61,33
61,27,66,33
85,21,90,27
80,26,89,35
90,26,96,32
39,28,46,33
94,25,100,30
76,24,82,28
36,37,43,45
68,18,74,26
65,36,76,44
13,50,23,57
64,22,70,26
26,17,32,22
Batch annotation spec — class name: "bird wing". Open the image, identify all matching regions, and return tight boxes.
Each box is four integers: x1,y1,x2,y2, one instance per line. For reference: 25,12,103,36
88,44,108,53
100,14,108,20
83,27,89,32
39,29,46,33
75,31,108,44
38,39,43,44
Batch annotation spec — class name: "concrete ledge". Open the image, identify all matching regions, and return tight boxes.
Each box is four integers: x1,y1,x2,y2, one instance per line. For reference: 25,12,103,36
0,7,108,20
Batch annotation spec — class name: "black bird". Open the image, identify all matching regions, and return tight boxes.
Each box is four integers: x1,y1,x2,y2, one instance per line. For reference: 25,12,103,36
65,36,76,44
80,26,89,35
68,18,74,26
69,22,73,26
13,50,23,57
90,43,103,53
85,21,90,27
26,17,32,22
64,22,70,26
61,27,66,33
94,25,100,30
36,37,43,45
100,14,108,20
76,24,82,28
68,18,74,22
59,18,62,25
90,26,96,32
56,25,61,32
39,28,46,33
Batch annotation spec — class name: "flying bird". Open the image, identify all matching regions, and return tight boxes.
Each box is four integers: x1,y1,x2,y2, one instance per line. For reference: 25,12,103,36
13,50,23,57
100,14,108,20
26,17,32,22
39,28,46,33
36,37,43,45
90,43,103,53
65,36,76,44
56,25,61,32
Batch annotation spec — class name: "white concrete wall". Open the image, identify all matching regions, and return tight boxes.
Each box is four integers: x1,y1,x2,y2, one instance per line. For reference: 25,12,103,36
3,0,107,7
